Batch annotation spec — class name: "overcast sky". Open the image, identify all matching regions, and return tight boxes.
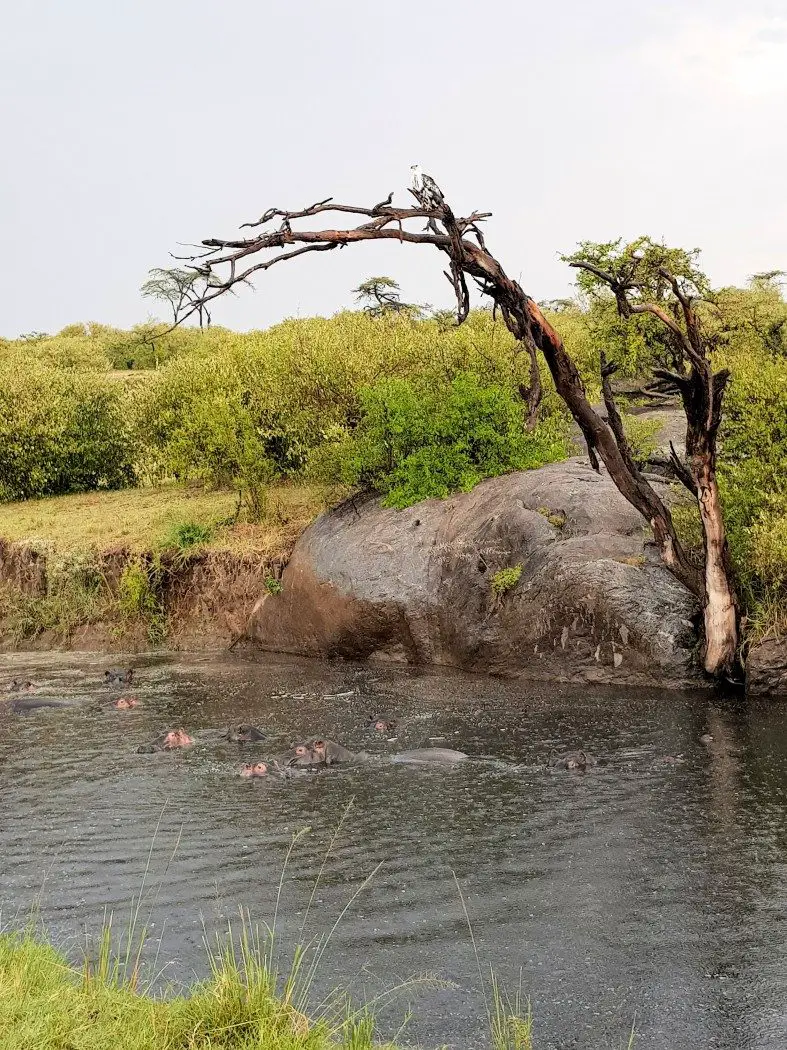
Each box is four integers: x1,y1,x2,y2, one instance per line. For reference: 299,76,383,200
2,0,786,336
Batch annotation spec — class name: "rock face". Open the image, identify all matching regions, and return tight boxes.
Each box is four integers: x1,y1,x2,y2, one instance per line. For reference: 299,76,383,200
746,638,787,697
248,459,703,686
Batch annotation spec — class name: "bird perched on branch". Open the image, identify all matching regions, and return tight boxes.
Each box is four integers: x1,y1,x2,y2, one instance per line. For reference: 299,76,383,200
421,173,444,208
410,165,445,210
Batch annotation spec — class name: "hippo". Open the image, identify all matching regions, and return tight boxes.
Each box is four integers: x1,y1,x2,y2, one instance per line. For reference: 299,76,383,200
390,748,468,764
368,717,397,733
10,698,71,713
288,739,467,768
5,679,35,693
287,739,359,767
239,761,276,778
137,729,194,753
549,750,598,771
113,696,140,710
225,723,265,743
105,668,134,685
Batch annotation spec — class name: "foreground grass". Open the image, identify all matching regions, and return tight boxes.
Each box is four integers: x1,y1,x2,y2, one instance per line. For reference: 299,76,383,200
0,930,394,1050
0,482,328,559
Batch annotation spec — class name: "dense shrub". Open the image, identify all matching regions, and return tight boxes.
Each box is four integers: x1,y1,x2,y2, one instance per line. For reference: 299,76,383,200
716,350,787,638
309,372,569,508
0,357,137,501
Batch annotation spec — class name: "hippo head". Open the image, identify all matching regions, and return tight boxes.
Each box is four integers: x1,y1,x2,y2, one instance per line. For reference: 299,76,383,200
163,729,193,749
240,762,269,778
114,697,139,710
288,743,316,767
8,680,34,693
310,740,328,764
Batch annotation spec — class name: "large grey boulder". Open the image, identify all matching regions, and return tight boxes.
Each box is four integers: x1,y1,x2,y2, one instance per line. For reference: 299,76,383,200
247,459,703,686
746,638,787,697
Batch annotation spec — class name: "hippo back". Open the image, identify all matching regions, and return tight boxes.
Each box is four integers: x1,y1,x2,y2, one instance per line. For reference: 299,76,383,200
391,748,468,764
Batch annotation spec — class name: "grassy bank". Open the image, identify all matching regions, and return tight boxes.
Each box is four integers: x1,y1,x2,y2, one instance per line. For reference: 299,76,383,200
0,928,541,1050
0,929,390,1050
0,929,536,1050
0,481,329,648
0,481,327,558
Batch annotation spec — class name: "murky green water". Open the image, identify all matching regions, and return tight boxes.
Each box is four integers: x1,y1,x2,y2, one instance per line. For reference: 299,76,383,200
2,650,786,1049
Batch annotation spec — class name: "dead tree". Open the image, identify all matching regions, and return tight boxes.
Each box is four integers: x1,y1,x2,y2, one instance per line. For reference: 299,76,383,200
171,173,737,676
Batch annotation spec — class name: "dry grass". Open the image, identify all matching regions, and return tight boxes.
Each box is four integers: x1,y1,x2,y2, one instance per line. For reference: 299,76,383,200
0,482,329,558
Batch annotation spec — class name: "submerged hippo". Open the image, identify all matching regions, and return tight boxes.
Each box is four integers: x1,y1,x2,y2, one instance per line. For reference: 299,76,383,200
10,697,71,713
288,739,359,767
549,750,598,771
390,748,468,765
113,696,140,710
225,723,265,743
368,716,397,733
239,761,278,778
5,679,35,693
137,729,194,753
105,668,134,685
288,739,468,768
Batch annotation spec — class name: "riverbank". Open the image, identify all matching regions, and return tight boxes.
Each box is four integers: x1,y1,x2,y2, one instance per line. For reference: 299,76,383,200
0,482,327,651
0,929,401,1050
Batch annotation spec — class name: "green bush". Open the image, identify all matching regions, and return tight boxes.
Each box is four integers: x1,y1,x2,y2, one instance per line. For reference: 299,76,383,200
621,413,661,467
716,349,787,639
311,372,569,508
0,357,137,501
117,560,166,642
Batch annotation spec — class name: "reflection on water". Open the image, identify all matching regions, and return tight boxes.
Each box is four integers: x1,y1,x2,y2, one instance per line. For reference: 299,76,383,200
2,651,787,1049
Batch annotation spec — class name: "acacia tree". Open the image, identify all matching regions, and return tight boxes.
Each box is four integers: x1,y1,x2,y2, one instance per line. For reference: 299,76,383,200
353,276,425,317
565,238,737,676
141,267,214,327
170,174,737,675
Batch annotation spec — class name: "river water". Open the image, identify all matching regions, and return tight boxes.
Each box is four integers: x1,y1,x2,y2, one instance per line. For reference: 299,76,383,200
1,651,787,1049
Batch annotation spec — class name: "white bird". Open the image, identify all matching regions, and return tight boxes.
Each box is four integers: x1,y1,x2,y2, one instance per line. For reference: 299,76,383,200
410,164,423,192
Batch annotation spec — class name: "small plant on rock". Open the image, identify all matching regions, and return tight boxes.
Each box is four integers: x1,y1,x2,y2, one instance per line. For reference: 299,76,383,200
490,565,522,598
537,506,567,529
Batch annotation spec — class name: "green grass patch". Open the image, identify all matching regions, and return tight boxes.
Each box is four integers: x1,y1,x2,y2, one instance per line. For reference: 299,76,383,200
0,928,377,1050
0,481,328,559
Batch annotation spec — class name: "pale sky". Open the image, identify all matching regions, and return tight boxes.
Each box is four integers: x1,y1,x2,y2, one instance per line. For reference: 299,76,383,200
2,0,786,336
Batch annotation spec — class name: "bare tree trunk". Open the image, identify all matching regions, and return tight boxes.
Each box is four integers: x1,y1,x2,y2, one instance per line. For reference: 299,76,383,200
697,467,737,674
676,365,738,675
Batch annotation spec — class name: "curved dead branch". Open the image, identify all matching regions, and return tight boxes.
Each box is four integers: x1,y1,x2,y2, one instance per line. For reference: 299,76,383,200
168,175,708,608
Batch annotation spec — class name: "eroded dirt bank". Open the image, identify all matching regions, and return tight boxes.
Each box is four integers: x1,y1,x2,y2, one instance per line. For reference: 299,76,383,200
0,537,287,652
